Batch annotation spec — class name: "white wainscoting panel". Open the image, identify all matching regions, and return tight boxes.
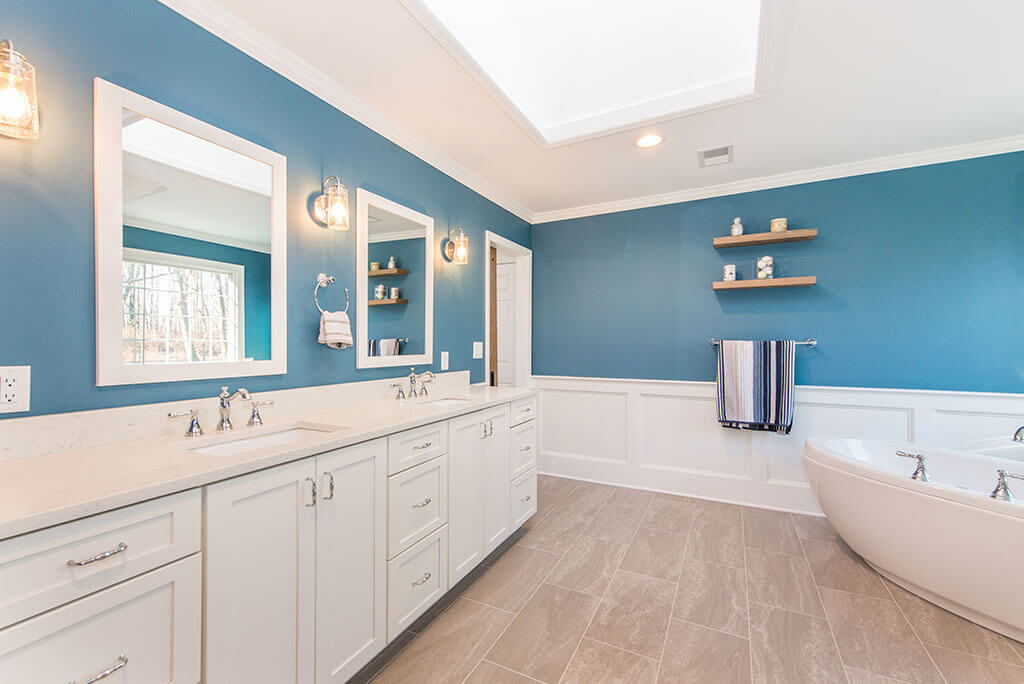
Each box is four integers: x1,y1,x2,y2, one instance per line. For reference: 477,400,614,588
533,376,1024,515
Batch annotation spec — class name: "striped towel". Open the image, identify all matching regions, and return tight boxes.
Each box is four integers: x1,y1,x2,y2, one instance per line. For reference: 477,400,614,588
369,338,402,356
716,340,795,434
318,311,352,349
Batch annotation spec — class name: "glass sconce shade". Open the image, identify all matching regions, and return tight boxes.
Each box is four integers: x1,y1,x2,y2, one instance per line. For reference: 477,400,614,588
444,227,469,265
313,176,350,230
0,39,39,140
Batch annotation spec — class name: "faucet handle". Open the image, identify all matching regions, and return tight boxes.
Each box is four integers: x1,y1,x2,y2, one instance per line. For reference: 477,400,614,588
391,382,406,400
991,469,1024,502
895,451,930,482
248,399,274,427
168,408,204,437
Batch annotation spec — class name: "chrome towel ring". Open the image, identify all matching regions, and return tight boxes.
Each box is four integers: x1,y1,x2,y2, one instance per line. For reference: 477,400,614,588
314,273,349,314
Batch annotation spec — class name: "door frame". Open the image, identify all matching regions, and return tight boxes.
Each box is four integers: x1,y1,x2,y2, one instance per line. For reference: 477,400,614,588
483,231,531,388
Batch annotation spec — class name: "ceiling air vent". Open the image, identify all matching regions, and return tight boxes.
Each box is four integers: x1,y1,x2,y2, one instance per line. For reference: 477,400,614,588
698,145,734,168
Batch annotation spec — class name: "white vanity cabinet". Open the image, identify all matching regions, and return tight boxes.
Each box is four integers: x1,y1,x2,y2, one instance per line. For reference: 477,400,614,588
204,439,386,684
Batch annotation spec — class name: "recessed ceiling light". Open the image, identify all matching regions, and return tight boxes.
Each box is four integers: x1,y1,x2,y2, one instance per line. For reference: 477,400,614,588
635,133,663,148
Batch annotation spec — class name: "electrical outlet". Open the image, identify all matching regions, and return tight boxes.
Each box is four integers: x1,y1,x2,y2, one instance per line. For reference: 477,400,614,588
0,366,30,413
472,341,483,359
441,351,449,371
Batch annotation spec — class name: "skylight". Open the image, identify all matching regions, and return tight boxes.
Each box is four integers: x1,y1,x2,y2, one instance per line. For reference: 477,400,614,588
408,0,763,145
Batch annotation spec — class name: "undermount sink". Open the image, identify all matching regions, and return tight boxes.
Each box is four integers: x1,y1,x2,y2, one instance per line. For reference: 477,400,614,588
421,397,474,409
188,422,344,457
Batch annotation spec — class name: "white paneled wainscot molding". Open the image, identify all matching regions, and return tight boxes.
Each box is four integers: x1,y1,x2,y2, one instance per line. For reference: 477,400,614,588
532,376,1024,515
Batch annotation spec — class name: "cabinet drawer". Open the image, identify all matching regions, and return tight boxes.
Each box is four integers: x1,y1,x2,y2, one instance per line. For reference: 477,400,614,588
388,455,448,559
387,526,448,642
388,421,448,475
510,396,538,426
510,420,537,480
0,489,201,628
0,553,201,683
510,469,538,530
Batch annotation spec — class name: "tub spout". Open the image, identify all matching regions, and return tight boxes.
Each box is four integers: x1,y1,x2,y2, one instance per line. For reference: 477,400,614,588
896,451,931,482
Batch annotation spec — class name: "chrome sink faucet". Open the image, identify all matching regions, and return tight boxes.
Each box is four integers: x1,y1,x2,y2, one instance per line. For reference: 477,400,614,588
407,367,436,399
217,386,251,431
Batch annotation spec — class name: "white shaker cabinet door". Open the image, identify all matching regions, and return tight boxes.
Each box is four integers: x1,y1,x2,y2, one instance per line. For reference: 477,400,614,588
448,410,486,584
482,405,511,555
315,439,387,683
204,457,317,684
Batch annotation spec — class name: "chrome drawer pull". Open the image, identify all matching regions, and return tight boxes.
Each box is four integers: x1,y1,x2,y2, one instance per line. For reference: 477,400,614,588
412,571,432,586
67,542,127,567
69,654,128,684
412,498,432,508
520,446,531,452
521,494,532,502
306,477,317,507
413,441,433,450
323,471,335,500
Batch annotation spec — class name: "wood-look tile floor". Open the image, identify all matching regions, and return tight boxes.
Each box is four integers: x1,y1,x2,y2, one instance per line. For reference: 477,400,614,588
369,476,1024,684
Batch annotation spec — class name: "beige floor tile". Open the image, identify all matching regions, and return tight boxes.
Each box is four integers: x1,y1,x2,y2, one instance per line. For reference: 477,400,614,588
538,475,577,500
373,598,514,684
883,579,1023,666
686,513,745,569
463,545,561,612
658,619,751,683
693,500,743,528
464,660,538,684
547,536,626,597
1010,639,1024,663
819,587,943,683
619,526,687,581
486,583,601,683
586,570,676,658
518,509,592,554
791,513,840,542
748,601,846,684
642,495,695,534
742,510,804,557
925,644,1024,684
745,548,825,618
802,538,889,599
845,667,910,683
560,637,659,684
673,559,748,638
606,487,655,511
559,482,616,516
582,504,644,545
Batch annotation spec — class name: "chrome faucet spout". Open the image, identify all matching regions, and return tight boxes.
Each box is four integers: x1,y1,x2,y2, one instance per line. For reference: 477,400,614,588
217,387,250,431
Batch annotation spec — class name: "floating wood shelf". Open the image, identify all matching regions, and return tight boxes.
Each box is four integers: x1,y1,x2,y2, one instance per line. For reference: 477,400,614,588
367,298,408,306
712,276,816,290
713,228,817,249
367,268,409,278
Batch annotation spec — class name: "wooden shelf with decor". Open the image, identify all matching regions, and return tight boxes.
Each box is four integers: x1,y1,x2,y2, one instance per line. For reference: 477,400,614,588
367,268,409,278
712,276,816,290
367,298,408,306
713,228,817,249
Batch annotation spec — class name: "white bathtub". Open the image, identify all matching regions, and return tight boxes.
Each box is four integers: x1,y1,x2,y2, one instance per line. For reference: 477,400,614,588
804,438,1024,642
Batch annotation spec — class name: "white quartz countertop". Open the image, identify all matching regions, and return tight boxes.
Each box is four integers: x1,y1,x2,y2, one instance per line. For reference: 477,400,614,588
0,386,536,540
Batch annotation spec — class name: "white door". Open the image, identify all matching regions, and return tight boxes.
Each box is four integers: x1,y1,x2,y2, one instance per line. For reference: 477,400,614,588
496,262,516,386
482,406,511,554
205,458,317,684
448,411,485,584
316,439,387,683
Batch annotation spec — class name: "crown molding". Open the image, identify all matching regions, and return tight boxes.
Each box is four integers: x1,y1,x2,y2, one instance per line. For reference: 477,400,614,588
155,0,535,223
531,133,1024,224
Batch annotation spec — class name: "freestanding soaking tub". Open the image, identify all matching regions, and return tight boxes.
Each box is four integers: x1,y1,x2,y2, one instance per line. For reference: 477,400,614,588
804,438,1024,642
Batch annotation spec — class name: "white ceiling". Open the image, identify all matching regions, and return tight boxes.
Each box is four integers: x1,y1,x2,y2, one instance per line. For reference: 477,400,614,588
159,0,1024,223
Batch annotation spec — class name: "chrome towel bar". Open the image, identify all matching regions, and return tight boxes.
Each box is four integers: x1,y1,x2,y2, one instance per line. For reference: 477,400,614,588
709,338,817,347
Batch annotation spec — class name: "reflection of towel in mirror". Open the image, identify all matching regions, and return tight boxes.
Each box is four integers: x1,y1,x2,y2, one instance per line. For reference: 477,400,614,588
369,338,402,356
318,311,352,349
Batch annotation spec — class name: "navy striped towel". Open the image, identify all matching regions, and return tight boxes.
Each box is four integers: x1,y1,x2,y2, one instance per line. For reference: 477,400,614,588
716,340,795,434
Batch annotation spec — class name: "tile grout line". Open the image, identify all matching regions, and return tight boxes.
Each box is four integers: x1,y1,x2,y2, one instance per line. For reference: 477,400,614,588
791,513,852,684
479,659,548,683
740,504,755,683
656,500,698,683
878,570,950,684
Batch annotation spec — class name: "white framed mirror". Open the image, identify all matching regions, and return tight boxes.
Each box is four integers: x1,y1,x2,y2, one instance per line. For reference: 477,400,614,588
355,189,434,369
93,79,287,386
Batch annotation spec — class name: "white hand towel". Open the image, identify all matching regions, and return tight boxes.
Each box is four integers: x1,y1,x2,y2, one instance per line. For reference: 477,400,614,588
318,311,352,349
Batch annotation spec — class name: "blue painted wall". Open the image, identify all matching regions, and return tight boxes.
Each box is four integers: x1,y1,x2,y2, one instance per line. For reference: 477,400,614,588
123,226,272,360
0,0,529,417
367,239,426,356
533,152,1024,394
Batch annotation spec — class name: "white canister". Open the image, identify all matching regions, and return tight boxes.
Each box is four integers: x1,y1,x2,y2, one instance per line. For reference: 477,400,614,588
374,283,386,300
387,255,398,269
389,286,401,299
723,264,737,281
730,217,743,236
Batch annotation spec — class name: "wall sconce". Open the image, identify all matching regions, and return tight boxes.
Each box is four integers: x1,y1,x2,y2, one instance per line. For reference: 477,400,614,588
0,39,39,140
443,226,469,265
313,176,350,231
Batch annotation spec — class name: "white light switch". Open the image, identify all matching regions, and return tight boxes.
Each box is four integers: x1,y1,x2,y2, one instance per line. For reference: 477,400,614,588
0,366,30,413
472,341,483,359
441,351,449,371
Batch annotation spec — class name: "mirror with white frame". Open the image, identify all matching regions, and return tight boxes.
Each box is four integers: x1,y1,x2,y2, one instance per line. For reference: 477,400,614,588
355,189,434,369
93,79,287,385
